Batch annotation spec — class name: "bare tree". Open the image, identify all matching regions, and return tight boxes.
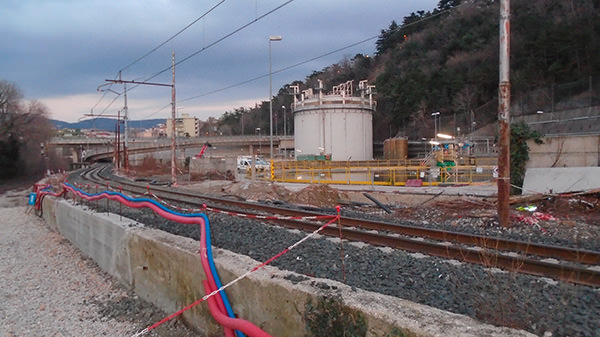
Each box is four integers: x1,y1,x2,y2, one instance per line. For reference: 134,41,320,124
0,80,55,179
0,79,23,114
453,85,478,133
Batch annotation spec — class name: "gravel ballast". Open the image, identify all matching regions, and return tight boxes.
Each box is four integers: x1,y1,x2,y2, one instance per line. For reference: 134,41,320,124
32,169,600,337
0,189,196,337
85,191,600,337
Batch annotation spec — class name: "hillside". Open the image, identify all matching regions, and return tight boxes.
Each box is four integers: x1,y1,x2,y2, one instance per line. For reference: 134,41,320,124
218,0,600,141
372,0,599,140
51,118,165,132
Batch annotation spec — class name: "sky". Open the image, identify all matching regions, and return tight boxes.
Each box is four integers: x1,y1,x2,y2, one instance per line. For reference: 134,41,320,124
1,0,439,123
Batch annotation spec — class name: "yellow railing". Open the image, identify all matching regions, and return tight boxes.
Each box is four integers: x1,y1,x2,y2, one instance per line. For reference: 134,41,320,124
269,159,496,186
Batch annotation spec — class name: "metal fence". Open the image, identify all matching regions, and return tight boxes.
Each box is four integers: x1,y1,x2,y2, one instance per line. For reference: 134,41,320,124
513,76,599,116
269,159,496,186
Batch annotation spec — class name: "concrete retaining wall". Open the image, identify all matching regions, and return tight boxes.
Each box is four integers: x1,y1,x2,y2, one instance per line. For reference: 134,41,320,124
41,197,534,337
190,156,236,175
522,167,600,194
527,135,600,168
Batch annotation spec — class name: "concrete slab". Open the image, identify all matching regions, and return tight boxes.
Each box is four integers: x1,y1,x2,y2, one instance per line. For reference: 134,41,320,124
522,167,600,194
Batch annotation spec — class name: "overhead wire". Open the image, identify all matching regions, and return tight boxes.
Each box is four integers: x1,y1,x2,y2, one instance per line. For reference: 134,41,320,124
127,1,462,119
122,0,293,112
100,94,123,115
88,73,121,119
140,0,295,83
91,0,226,118
128,0,295,119
177,2,464,104
118,0,226,74
179,36,376,103
83,72,124,130
139,3,455,118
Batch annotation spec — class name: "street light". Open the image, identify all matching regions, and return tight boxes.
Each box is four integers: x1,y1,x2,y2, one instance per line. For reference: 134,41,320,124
256,127,261,155
431,111,440,139
269,35,282,160
282,105,287,137
437,133,453,139
282,105,287,158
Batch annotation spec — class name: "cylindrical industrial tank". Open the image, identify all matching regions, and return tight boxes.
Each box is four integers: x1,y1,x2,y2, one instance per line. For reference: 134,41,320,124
294,95,374,161
383,139,390,159
397,137,408,159
393,138,401,159
383,137,408,160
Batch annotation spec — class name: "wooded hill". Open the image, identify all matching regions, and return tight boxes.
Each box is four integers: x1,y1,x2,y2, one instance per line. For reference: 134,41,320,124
218,0,600,141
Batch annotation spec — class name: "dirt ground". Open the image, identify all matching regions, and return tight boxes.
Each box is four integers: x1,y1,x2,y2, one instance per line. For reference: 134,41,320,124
173,177,600,231
37,160,600,233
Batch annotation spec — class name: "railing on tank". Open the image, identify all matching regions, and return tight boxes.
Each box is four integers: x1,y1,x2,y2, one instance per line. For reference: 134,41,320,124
269,158,496,186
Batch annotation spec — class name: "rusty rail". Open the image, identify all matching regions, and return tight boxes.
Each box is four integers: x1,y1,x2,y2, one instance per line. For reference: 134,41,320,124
73,164,600,287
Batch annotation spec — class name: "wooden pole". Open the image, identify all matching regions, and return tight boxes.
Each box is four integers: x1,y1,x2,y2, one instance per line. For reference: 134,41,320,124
498,0,511,227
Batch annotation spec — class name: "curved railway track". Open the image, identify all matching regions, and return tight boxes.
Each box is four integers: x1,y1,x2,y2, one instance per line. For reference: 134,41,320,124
69,164,600,287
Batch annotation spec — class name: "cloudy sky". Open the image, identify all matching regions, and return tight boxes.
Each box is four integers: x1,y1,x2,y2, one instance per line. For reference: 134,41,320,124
1,0,438,122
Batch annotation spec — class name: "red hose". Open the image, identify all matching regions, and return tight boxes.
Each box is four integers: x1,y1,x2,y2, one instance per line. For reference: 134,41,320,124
203,281,274,337
35,188,66,210
199,223,235,337
61,183,274,337
203,279,236,337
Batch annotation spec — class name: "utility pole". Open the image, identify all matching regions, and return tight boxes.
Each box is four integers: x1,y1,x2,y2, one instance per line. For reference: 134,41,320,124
100,55,176,184
122,74,129,171
498,0,511,227
171,52,177,186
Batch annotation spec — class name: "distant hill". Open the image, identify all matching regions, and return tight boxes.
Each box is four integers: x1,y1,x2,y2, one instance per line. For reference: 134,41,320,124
51,118,165,132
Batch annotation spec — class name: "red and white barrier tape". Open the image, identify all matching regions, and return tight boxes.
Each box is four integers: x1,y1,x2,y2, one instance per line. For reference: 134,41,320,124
129,209,341,337
146,190,205,213
147,190,336,221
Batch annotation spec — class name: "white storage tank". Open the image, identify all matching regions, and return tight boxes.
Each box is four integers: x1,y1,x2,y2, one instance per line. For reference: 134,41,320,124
293,80,375,161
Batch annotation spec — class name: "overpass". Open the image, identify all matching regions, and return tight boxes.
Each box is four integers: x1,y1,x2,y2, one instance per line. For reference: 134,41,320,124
48,135,295,165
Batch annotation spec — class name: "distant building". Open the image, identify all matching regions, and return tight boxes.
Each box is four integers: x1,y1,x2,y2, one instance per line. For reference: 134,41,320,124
137,123,166,138
166,113,199,137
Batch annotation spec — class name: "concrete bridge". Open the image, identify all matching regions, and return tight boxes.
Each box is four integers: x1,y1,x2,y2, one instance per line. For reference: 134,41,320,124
48,135,295,166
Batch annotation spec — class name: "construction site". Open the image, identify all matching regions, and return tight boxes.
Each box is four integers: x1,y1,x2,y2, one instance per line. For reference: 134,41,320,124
9,79,600,337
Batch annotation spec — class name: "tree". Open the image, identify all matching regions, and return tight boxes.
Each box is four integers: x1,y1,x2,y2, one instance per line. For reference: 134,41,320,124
375,21,400,56
0,79,22,114
215,0,600,145
510,121,543,194
437,0,462,11
0,80,55,180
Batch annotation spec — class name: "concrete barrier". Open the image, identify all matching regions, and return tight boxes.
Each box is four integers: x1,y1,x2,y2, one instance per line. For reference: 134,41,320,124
41,197,534,337
523,167,600,194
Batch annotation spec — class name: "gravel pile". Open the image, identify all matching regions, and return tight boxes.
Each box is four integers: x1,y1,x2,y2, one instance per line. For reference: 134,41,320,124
87,195,600,337
0,189,197,337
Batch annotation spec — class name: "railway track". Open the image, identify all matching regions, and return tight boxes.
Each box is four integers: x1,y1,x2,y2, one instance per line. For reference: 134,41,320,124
69,164,600,287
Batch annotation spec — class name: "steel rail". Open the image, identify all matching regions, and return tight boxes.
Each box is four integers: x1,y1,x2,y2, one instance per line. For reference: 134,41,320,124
96,170,600,266
270,217,600,287
73,165,600,287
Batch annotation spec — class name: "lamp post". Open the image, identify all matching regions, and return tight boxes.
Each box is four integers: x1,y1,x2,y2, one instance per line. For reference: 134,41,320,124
269,35,282,160
282,105,287,137
431,111,440,140
256,127,261,155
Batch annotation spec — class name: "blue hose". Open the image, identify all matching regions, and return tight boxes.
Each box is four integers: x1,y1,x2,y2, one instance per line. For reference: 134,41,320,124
203,213,246,337
64,183,244,335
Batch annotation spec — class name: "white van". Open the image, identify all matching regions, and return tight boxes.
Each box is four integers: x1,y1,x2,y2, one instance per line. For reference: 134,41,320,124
237,156,269,173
